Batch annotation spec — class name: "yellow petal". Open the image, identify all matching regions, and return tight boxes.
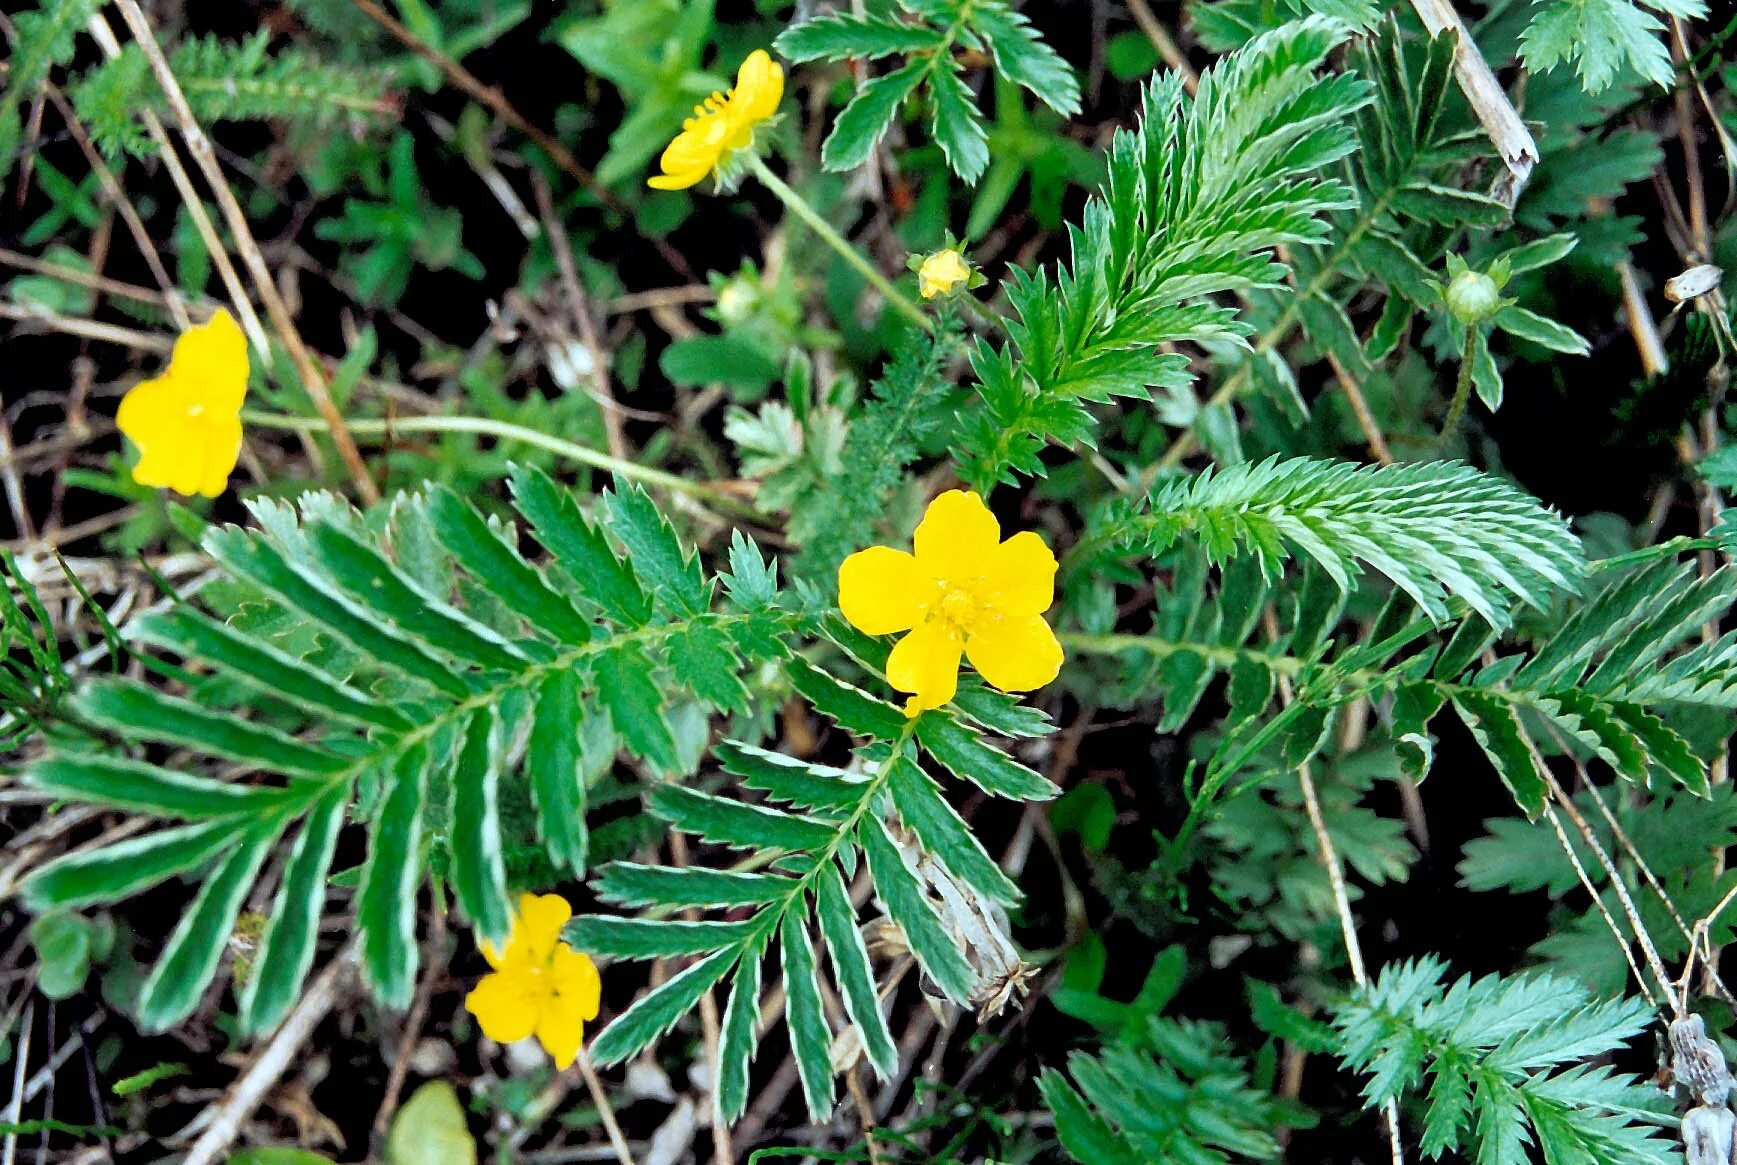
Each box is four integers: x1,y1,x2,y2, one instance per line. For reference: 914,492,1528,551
550,945,602,1022
917,250,970,299
965,614,1064,694
535,993,587,1070
171,308,249,412
886,617,963,715
466,969,540,1044
647,170,706,190
121,388,243,499
839,546,933,635
913,490,1001,582
191,412,243,498
732,49,784,123
517,893,573,964
115,374,189,452
648,127,722,189
984,531,1057,617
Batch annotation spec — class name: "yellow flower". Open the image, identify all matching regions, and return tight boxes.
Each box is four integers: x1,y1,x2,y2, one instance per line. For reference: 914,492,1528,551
917,249,972,299
115,308,248,498
839,490,1064,716
647,49,784,190
464,893,601,1070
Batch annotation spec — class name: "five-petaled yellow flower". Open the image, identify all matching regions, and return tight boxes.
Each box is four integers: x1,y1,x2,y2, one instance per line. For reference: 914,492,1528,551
647,49,784,190
465,893,601,1070
917,249,972,300
115,307,248,498
839,490,1063,716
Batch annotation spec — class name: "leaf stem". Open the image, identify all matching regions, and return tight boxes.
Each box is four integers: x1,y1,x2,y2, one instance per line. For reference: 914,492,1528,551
1438,323,1479,443
239,410,764,519
746,155,932,334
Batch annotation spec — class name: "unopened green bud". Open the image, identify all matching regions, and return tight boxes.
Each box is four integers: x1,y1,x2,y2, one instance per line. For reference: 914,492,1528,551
1445,268,1502,325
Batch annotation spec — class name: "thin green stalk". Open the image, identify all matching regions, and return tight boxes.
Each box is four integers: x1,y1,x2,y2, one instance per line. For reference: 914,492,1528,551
746,155,932,334
240,410,765,520
1438,323,1479,443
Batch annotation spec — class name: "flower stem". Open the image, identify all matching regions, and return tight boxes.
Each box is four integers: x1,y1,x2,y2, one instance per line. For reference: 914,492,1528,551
240,410,765,519
747,155,932,334
1438,322,1479,443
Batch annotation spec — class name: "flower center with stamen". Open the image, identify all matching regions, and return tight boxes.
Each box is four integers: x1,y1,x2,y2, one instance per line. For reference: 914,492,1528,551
937,583,981,633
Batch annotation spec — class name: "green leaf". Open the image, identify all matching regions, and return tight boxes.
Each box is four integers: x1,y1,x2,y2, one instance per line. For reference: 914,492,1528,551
137,820,280,1031
820,61,927,172
22,818,241,910
917,714,1060,800
1039,1069,1142,1165
75,680,350,777
788,657,907,739
886,753,1021,906
450,707,511,944
566,916,757,958
668,622,750,713
595,640,679,771
715,940,764,1124
971,1,1081,116
1494,306,1590,355
1518,0,1699,92
815,862,898,1080
359,743,427,1008
132,608,413,731
929,64,989,183
604,478,709,617
425,486,592,644
307,521,529,672
717,740,867,811
776,13,945,61
206,528,469,698
28,754,295,819
385,1081,477,1165
589,947,739,1067
240,783,346,1034
648,784,837,853
859,817,975,1004
510,465,651,627
1453,692,1547,816
591,862,793,909
528,670,589,873
31,913,94,1000
782,909,837,1121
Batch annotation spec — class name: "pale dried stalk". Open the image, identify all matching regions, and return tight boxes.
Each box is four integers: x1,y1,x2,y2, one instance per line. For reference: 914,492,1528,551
1404,1,1539,206
1539,763,1683,1015
1126,0,1198,94
0,301,171,352
82,15,268,356
106,0,381,504
1263,608,1405,1165
1327,351,1395,465
180,945,357,1165
1539,803,1660,1007
576,1054,639,1165
37,85,189,330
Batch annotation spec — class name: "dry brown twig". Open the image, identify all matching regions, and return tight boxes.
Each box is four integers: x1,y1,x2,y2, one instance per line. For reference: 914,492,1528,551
531,173,629,459
1404,0,1538,206
1261,609,1405,1165
176,944,359,1165
104,0,382,504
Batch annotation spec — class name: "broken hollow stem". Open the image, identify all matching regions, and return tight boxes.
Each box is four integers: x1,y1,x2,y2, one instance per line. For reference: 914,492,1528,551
745,155,933,334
